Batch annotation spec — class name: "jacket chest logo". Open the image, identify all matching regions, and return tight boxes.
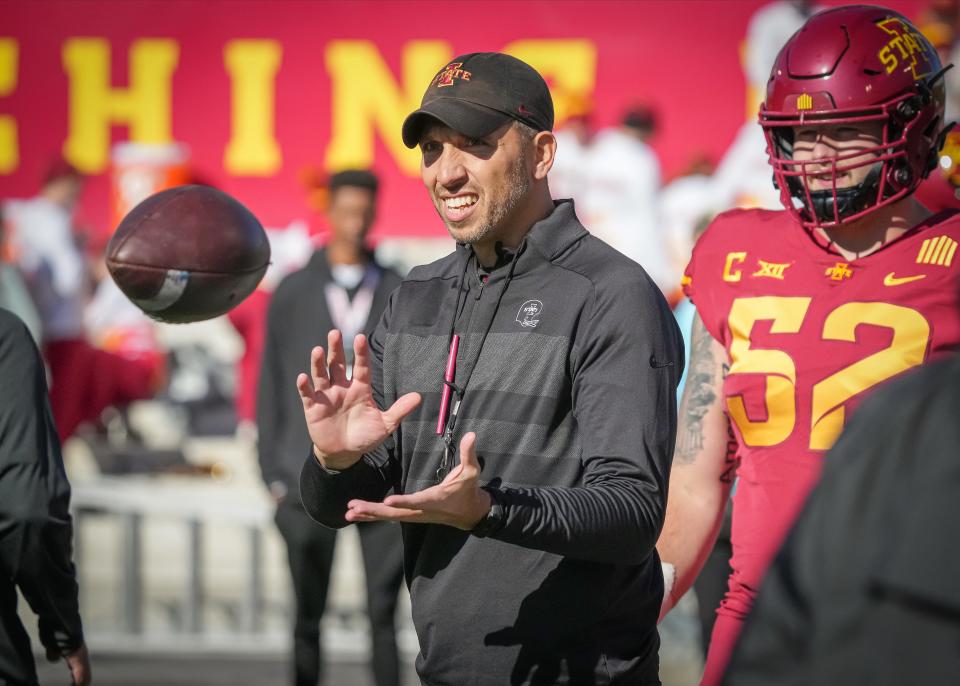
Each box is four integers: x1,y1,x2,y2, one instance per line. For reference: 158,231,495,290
516,300,543,328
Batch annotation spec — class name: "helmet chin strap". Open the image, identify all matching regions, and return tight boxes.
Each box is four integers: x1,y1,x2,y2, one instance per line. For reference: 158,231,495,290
786,163,883,225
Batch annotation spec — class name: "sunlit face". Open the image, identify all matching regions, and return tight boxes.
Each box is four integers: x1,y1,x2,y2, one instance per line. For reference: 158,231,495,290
418,121,531,246
790,120,885,191
327,185,376,249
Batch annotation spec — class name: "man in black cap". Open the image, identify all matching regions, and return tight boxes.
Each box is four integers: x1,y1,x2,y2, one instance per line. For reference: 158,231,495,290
297,52,682,685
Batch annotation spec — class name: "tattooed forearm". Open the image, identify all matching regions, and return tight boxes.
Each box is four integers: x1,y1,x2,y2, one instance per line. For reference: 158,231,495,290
676,315,719,463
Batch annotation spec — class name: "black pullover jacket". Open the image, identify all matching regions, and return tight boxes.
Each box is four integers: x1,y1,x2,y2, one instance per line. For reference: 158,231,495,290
0,309,83,686
301,201,683,685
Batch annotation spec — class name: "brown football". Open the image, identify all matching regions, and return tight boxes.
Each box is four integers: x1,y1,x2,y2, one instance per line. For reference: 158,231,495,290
106,185,271,324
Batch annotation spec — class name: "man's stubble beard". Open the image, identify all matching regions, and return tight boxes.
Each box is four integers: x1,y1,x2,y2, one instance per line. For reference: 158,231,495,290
442,148,530,245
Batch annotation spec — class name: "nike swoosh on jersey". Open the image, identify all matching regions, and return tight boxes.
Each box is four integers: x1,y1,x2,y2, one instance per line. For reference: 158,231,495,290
883,272,926,286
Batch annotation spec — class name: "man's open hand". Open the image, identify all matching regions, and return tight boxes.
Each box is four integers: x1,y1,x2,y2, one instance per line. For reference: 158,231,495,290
297,330,421,471
344,432,492,530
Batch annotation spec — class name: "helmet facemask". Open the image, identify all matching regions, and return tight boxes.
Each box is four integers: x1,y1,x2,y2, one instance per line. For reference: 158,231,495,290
762,91,936,229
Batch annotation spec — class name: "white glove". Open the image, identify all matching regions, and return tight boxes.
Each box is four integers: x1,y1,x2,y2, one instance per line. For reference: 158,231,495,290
659,562,676,622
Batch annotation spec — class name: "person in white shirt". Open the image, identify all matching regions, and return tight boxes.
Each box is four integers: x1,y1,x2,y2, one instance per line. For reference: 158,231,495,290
549,94,594,205
711,1,823,213
4,160,157,441
3,160,88,342
579,107,674,293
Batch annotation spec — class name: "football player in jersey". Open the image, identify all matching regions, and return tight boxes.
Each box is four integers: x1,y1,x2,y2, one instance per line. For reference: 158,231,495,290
656,6,959,684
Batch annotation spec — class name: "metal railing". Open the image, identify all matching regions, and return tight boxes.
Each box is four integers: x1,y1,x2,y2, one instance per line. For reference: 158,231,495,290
71,476,276,644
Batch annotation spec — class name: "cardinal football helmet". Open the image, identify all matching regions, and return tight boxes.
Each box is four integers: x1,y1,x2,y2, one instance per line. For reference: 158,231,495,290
760,5,952,228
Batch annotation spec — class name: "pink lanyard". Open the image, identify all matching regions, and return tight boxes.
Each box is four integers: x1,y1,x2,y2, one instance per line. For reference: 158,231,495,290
436,333,460,435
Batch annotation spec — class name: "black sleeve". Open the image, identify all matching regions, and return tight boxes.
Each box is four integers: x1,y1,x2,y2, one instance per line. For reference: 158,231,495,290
0,310,83,654
256,288,290,489
300,291,399,528
488,274,684,564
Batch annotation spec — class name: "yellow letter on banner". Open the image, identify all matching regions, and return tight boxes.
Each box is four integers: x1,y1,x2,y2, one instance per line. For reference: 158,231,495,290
325,40,451,176
502,40,597,126
224,40,282,176
62,38,179,173
0,39,18,174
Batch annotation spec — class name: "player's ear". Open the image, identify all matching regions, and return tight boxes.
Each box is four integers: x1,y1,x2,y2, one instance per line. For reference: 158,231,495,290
532,131,556,181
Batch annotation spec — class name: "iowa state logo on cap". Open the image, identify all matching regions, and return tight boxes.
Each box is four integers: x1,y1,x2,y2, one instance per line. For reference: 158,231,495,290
432,62,472,88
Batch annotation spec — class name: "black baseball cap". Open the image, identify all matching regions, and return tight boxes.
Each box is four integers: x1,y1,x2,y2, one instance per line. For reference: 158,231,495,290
401,52,554,149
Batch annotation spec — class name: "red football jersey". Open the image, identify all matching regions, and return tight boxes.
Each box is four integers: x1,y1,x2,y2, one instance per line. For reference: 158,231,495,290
683,207,960,650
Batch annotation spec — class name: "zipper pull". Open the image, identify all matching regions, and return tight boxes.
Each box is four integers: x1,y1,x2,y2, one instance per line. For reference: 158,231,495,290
475,274,486,300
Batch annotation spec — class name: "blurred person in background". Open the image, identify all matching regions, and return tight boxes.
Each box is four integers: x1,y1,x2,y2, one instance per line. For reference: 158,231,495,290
672,214,713,405
3,159,159,442
0,308,90,686
548,93,594,204
657,7,959,685
226,286,270,435
743,1,822,113
725,327,960,684
661,155,718,293
82,234,166,402
227,221,313,438
2,160,88,348
709,0,822,214
257,170,405,686
579,105,675,295
916,0,960,209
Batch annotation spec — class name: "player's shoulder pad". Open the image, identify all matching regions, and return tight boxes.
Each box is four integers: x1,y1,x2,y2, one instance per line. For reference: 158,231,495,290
928,208,960,235
689,208,789,268
697,207,786,247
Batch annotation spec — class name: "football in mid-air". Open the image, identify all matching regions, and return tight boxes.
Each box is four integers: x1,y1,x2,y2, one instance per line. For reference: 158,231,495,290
106,185,271,324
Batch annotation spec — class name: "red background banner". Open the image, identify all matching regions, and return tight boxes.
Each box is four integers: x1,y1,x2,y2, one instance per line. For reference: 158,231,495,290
0,0,924,240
